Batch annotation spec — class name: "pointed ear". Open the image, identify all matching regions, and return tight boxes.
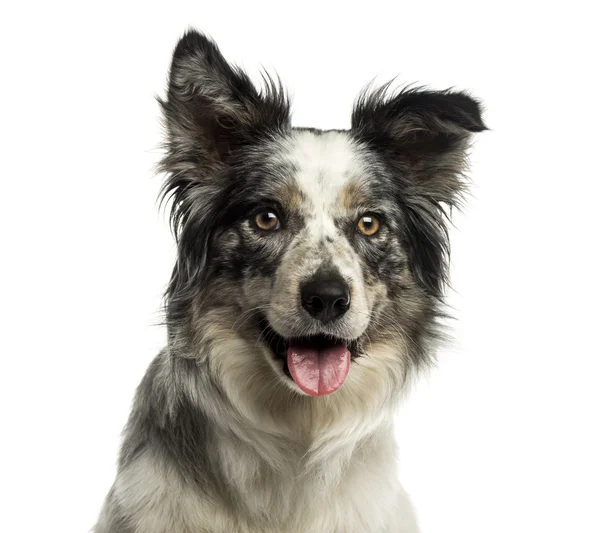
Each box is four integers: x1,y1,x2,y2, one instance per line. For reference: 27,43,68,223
351,86,486,296
159,29,290,177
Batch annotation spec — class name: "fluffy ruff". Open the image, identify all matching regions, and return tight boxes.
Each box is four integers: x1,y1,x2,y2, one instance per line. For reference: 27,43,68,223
94,29,485,533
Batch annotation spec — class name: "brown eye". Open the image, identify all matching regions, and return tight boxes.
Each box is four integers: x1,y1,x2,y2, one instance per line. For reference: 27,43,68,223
254,211,280,231
357,214,381,236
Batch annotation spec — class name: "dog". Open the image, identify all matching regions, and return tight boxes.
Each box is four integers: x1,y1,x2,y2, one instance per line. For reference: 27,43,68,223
94,29,485,533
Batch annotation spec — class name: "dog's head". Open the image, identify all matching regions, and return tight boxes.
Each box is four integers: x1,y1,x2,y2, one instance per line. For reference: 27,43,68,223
159,31,485,401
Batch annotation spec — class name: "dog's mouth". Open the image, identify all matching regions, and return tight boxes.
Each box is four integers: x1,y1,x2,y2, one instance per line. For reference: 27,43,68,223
258,317,359,396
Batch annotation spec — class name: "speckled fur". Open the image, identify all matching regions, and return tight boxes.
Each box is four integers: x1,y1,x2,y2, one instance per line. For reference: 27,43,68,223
94,29,485,533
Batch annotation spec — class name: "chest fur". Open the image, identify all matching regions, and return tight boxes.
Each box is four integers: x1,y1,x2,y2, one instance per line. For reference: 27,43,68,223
108,437,417,533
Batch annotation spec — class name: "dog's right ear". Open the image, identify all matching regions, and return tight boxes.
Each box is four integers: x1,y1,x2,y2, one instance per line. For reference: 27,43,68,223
159,30,290,177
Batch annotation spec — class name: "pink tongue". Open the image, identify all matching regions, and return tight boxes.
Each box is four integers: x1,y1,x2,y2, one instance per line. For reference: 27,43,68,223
287,341,350,396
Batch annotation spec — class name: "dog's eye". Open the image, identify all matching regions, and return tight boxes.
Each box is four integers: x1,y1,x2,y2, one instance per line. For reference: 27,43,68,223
357,214,381,236
254,211,281,232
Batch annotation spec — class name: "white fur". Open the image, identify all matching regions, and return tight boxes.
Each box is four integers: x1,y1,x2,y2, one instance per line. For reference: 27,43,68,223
286,130,360,239
106,443,419,533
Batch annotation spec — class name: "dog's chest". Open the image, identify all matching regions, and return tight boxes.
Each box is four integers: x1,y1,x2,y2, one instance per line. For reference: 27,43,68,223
111,444,418,533
210,429,410,532
191,467,411,533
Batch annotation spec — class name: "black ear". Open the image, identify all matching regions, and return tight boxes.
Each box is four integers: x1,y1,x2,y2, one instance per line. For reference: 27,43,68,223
352,86,486,193
352,86,486,296
160,29,290,171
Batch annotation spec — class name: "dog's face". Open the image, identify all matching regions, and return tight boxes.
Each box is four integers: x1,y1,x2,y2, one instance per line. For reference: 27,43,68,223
217,131,400,396
160,31,485,400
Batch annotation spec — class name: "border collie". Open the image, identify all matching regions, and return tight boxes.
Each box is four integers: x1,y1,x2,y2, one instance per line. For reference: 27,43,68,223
94,29,486,533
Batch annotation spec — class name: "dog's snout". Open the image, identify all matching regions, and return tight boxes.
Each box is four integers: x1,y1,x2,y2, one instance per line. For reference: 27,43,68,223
301,276,350,323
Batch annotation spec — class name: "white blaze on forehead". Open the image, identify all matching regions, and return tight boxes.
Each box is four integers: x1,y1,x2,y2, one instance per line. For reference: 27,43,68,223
285,130,363,238
267,130,373,340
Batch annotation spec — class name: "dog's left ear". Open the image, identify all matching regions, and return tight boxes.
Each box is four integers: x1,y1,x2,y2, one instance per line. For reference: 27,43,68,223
351,87,486,198
351,87,487,296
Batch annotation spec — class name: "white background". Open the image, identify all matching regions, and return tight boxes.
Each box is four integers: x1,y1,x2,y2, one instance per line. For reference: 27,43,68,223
1,2,599,532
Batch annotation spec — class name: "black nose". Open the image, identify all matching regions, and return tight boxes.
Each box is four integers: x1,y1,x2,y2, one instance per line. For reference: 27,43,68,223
301,276,351,323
